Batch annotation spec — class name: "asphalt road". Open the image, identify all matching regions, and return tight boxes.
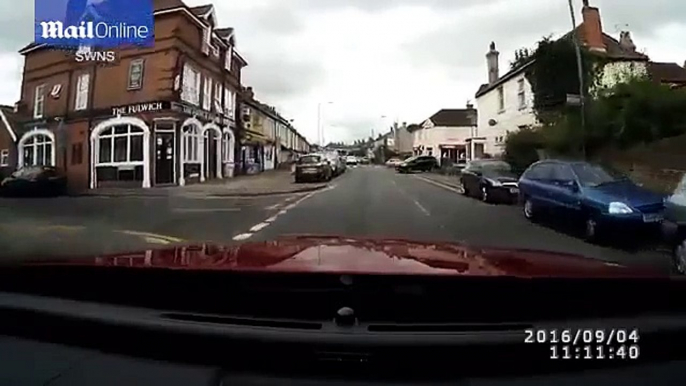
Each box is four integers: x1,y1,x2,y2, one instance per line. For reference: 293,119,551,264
0,166,673,272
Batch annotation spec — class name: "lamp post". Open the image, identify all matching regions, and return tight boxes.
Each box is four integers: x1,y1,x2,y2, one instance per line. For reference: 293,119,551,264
317,101,333,146
568,0,587,159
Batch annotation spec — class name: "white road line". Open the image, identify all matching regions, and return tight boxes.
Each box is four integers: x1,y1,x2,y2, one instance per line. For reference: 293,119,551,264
250,222,270,232
393,178,431,216
232,233,253,241
413,175,464,194
265,204,282,210
413,199,431,216
232,183,337,240
172,208,241,213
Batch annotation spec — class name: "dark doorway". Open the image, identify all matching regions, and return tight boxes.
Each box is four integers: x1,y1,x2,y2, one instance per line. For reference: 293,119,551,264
205,132,218,179
155,132,175,185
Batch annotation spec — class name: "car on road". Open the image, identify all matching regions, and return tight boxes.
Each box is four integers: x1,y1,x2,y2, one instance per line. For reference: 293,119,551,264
0,166,67,197
385,158,402,168
665,174,686,274
345,155,359,166
518,160,666,242
323,151,344,177
294,153,332,183
460,160,519,204
396,155,439,173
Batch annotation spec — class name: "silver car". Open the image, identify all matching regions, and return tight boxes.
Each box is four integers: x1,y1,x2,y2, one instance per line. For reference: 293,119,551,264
666,174,686,274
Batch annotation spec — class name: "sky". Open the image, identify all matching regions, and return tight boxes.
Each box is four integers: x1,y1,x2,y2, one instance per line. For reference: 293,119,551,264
1,0,685,145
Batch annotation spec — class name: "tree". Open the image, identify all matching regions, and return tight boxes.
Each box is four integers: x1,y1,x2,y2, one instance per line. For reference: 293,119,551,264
510,47,533,70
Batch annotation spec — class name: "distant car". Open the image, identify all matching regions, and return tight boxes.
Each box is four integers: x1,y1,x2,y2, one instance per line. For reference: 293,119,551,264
518,160,666,242
665,174,686,274
345,156,359,166
460,160,519,204
0,166,67,197
396,156,438,173
385,158,402,167
294,154,332,183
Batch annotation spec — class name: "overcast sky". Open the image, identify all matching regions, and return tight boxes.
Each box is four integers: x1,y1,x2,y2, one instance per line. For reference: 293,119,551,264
1,0,684,144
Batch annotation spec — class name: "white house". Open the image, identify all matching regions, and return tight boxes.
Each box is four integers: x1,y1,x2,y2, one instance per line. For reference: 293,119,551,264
474,0,650,157
412,105,478,164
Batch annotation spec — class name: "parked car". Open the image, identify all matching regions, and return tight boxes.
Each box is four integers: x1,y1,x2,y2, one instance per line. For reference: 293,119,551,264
385,158,402,167
518,160,666,242
460,160,519,204
294,154,332,183
665,174,686,274
396,156,439,174
324,152,344,177
345,156,359,166
0,166,67,197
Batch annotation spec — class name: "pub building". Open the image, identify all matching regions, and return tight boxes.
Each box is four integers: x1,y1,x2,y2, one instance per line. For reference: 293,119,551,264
5,0,249,192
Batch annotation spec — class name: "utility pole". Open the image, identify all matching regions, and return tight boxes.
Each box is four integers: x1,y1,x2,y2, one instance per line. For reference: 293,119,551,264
568,0,587,159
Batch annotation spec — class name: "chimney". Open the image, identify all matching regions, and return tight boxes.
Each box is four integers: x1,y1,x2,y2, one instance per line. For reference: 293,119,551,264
581,0,606,53
245,86,254,100
486,42,499,84
619,31,636,52
466,101,474,109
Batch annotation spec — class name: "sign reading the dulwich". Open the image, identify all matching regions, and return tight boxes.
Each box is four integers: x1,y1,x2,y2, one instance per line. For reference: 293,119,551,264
34,0,154,49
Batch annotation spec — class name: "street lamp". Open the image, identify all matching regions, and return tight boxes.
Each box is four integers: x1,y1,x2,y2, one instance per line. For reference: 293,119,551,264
568,0,587,159
317,101,333,146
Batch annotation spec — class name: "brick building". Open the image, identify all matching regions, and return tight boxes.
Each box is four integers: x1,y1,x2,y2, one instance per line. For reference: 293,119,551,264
1,0,247,191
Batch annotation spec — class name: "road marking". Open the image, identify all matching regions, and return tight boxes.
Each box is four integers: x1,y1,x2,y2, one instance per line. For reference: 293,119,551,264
413,199,431,216
143,236,172,245
115,230,184,243
36,225,85,232
265,203,282,210
250,222,270,232
172,208,241,213
413,175,464,194
230,184,337,241
392,178,431,216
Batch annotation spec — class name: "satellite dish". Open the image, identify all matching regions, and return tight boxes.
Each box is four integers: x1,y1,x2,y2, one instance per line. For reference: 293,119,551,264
488,119,498,127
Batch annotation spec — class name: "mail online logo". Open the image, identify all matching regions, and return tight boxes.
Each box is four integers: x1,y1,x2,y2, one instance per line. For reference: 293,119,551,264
34,0,154,49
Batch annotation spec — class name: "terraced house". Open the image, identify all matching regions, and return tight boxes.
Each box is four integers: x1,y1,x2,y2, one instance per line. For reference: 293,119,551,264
1,0,248,192
239,86,310,174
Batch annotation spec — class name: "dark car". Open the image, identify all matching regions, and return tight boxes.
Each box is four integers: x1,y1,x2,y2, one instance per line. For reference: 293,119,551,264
460,160,519,203
518,160,666,242
396,155,438,173
294,154,332,183
665,174,686,274
0,166,67,197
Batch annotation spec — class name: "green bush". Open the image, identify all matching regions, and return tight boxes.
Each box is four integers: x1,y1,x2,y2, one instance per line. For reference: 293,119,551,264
503,127,545,173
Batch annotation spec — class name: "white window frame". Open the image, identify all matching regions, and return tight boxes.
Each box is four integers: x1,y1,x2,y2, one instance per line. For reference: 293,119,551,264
22,134,53,166
497,86,505,112
181,64,201,106
214,82,223,112
33,84,46,118
182,126,201,163
517,79,526,110
202,76,212,111
75,73,90,111
128,58,145,90
95,125,145,166
0,149,9,166
224,46,232,71
201,27,211,55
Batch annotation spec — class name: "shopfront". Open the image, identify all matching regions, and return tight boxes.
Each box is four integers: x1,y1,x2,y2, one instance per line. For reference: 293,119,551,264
87,101,236,189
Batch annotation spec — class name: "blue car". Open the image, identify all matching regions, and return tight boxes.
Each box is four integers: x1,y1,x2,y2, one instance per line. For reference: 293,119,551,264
518,160,666,242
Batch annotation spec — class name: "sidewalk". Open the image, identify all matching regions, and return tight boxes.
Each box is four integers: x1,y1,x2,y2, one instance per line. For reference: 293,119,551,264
80,170,328,198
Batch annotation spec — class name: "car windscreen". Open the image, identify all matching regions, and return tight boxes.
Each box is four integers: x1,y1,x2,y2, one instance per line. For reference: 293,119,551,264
572,163,627,187
298,155,321,164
